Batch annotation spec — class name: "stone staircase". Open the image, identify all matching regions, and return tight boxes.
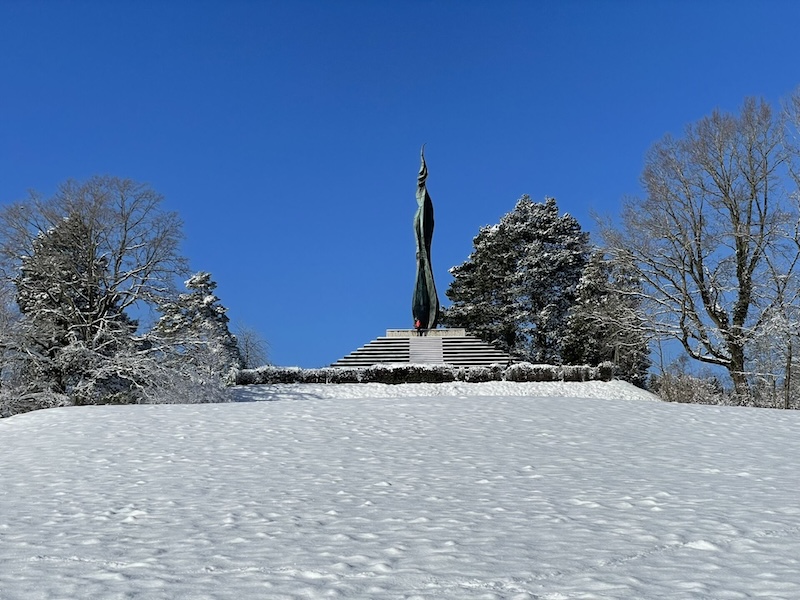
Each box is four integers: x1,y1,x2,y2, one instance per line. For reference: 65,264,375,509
442,335,512,366
331,329,511,368
331,336,410,367
409,336,443,363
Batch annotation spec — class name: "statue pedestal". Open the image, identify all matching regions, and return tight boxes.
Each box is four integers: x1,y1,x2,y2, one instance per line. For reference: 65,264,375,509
332,328,511,367
385,328,466,338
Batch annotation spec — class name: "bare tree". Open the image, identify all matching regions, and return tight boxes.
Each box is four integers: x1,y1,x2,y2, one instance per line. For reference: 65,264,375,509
0,176,188,317
234,322,269,369
0,176,189,402
604,97,800,400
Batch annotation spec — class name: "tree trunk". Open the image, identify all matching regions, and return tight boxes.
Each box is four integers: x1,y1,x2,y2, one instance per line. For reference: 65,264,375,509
785,341,792,410
728,343,749,402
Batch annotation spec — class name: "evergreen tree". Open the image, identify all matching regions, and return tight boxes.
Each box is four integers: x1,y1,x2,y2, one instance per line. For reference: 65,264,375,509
14,213,138,399
16,214,135,347
0,176,188,406
151,272,242,376
443,196,590,362
562,251,651,386
443,223,519,354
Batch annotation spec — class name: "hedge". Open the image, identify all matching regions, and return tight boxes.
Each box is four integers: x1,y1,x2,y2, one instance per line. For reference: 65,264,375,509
234,362,614,386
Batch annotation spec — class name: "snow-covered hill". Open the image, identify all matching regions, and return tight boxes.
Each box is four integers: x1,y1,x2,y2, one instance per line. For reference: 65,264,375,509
2,381,799,599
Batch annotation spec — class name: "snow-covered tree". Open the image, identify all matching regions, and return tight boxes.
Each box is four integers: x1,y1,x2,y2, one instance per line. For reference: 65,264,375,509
0,177,187,314
443,196,590,363
151,272,242,377
17,214,136,336
442,223,518,355
562,251,651,386
11,212,140,401
603,97,800,400
234,322,269,369
0,176,188,405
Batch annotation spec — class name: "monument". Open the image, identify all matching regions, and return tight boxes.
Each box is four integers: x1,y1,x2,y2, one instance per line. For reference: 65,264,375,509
331,148,511,367
412,145,440,331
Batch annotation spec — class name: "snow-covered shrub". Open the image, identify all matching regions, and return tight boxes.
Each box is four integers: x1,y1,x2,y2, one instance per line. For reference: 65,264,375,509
297,367,329,384
457,364,505,382
322,368,362,384
55,342,140,405
422,364,457,383
362,364,457,384
562,365,593,382
360,364,399,384
235,365,304,385
504,362,533,382
597,361,615,382
232,362,613,388
235,368,261,385
651,372,723,405
0,388,71,418
505,362,561,382
141,371,232,405
297,367,361,384
536,364,561,381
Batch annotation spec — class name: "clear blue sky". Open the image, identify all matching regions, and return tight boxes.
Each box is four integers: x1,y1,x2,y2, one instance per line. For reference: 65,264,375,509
2,0,799,367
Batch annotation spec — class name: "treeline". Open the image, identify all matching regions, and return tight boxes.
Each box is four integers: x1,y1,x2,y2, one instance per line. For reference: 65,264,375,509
0,176,266,417
446,89,800,408
441,196,651,388
6,90,800,414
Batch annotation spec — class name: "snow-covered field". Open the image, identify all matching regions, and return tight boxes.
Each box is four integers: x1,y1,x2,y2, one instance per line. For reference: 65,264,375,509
2,381,800,599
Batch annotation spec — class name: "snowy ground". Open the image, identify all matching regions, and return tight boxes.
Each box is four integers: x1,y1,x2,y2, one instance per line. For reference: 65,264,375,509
2,381,800,599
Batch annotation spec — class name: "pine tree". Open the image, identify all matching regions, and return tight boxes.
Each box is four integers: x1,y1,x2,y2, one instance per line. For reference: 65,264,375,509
443,196,590,362
151,272,242,376
443,223,519,354
562,251,651,386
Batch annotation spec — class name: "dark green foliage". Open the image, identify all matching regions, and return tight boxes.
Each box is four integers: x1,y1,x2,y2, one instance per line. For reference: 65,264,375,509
562,365,591,382
504,362,558,382
362,364,457,384
458,364,505,383
443,196,590,363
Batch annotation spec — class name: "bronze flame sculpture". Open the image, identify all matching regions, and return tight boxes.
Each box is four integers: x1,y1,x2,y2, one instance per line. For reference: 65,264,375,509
412,146,440,331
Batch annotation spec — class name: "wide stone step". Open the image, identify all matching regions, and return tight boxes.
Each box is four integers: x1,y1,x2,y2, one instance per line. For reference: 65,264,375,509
442,337,511,366
331,330,511,368
331,337,409,367
409,336,443,363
